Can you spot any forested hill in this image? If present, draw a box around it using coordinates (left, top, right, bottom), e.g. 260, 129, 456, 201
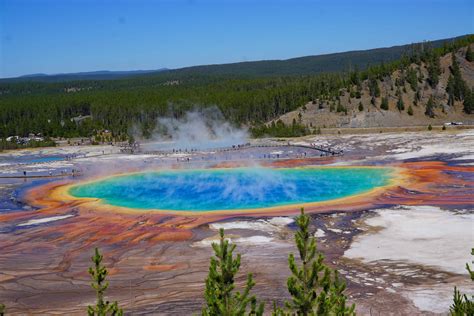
2, 35, 469, 83
0, 35, 473, 145
159, 35, 469, 77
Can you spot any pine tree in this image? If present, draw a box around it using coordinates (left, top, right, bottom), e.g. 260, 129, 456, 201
406, 67, 418, 91
87, 248, 123, 316
450, 248, 474, 315
447, 75, 456, 106
464, 89, 474, 114
425, 96, 436, 118
407, 105, 414, 116
274, 208, 355, 316
368, 77, 380, 97
0, 303, 4, 316
450, 53, 468, 101
358, 102, 364, 112
397, 96, 405, 111
370, 96, 376, 106
380, 97, 389, 110
202, 228, 264, 316
427, 55, 441, 88
466, 45, 474, 62
349, 67, 360, 86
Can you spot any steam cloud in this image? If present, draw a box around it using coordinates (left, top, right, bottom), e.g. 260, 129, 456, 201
140, 107, 249, 151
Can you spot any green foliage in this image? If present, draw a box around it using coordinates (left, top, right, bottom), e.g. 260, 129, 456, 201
336, 101, 347, 114
202, 228, 264, 316
448, 54, 469, 102
415, 89, 421, 102
427, 55, 441, 88
380, 96, 389, 110
466, 45, 474, 62
358, 102, 364, 112
464, 89, 474, 114
449, 248, 474, 315
407, 105, 414, 116
370, 96, 376, 106
428, 124, 433, 131
447, 75, 456, 106
0, 138, 56, 151
251, 119, 309, 138
273, 208, 355, 316
368, 77, 380, 97
87, 248, 123, 316
0, 74, 345, 139
0, 303, 4, 316
0, 36, 472, 140
397, 96, 405, 111
425, 96, 436, 118
349, 67, 360, 86
406, 67, 418, 91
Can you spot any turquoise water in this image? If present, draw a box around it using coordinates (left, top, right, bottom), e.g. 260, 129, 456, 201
69, 167, 393, 212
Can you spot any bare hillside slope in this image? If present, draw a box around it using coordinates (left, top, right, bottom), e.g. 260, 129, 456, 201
276, 45, 474, 129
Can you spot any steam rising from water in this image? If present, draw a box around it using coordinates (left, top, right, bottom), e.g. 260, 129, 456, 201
69, 167, 393, 211
141, 107, 249, 151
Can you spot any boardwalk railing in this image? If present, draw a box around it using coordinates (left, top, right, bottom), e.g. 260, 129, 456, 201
139, 143, 343, 156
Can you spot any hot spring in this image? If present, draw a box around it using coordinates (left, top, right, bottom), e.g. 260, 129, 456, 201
67, 167, 395, 212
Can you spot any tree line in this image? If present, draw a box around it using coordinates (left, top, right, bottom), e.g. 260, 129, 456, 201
0, 36, 473, 142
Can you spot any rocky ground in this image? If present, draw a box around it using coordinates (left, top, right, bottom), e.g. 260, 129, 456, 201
0, 129, 473, 315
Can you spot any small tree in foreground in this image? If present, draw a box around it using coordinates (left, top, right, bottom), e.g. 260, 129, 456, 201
0, 303, 5, 316
273, 208, 355, 316
450, 248, 474, 315
202, 228, 264, 316
88, 248, 123, 316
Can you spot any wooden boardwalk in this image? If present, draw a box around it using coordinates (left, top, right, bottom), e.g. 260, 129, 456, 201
141, 143, 343, 156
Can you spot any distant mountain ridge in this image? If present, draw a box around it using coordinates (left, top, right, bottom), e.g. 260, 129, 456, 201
163, 35, 469, 77
2, 34, 471, 83
4, 69, 168, 82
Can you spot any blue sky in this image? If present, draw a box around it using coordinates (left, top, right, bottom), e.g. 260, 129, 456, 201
1, 0, 473, 78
